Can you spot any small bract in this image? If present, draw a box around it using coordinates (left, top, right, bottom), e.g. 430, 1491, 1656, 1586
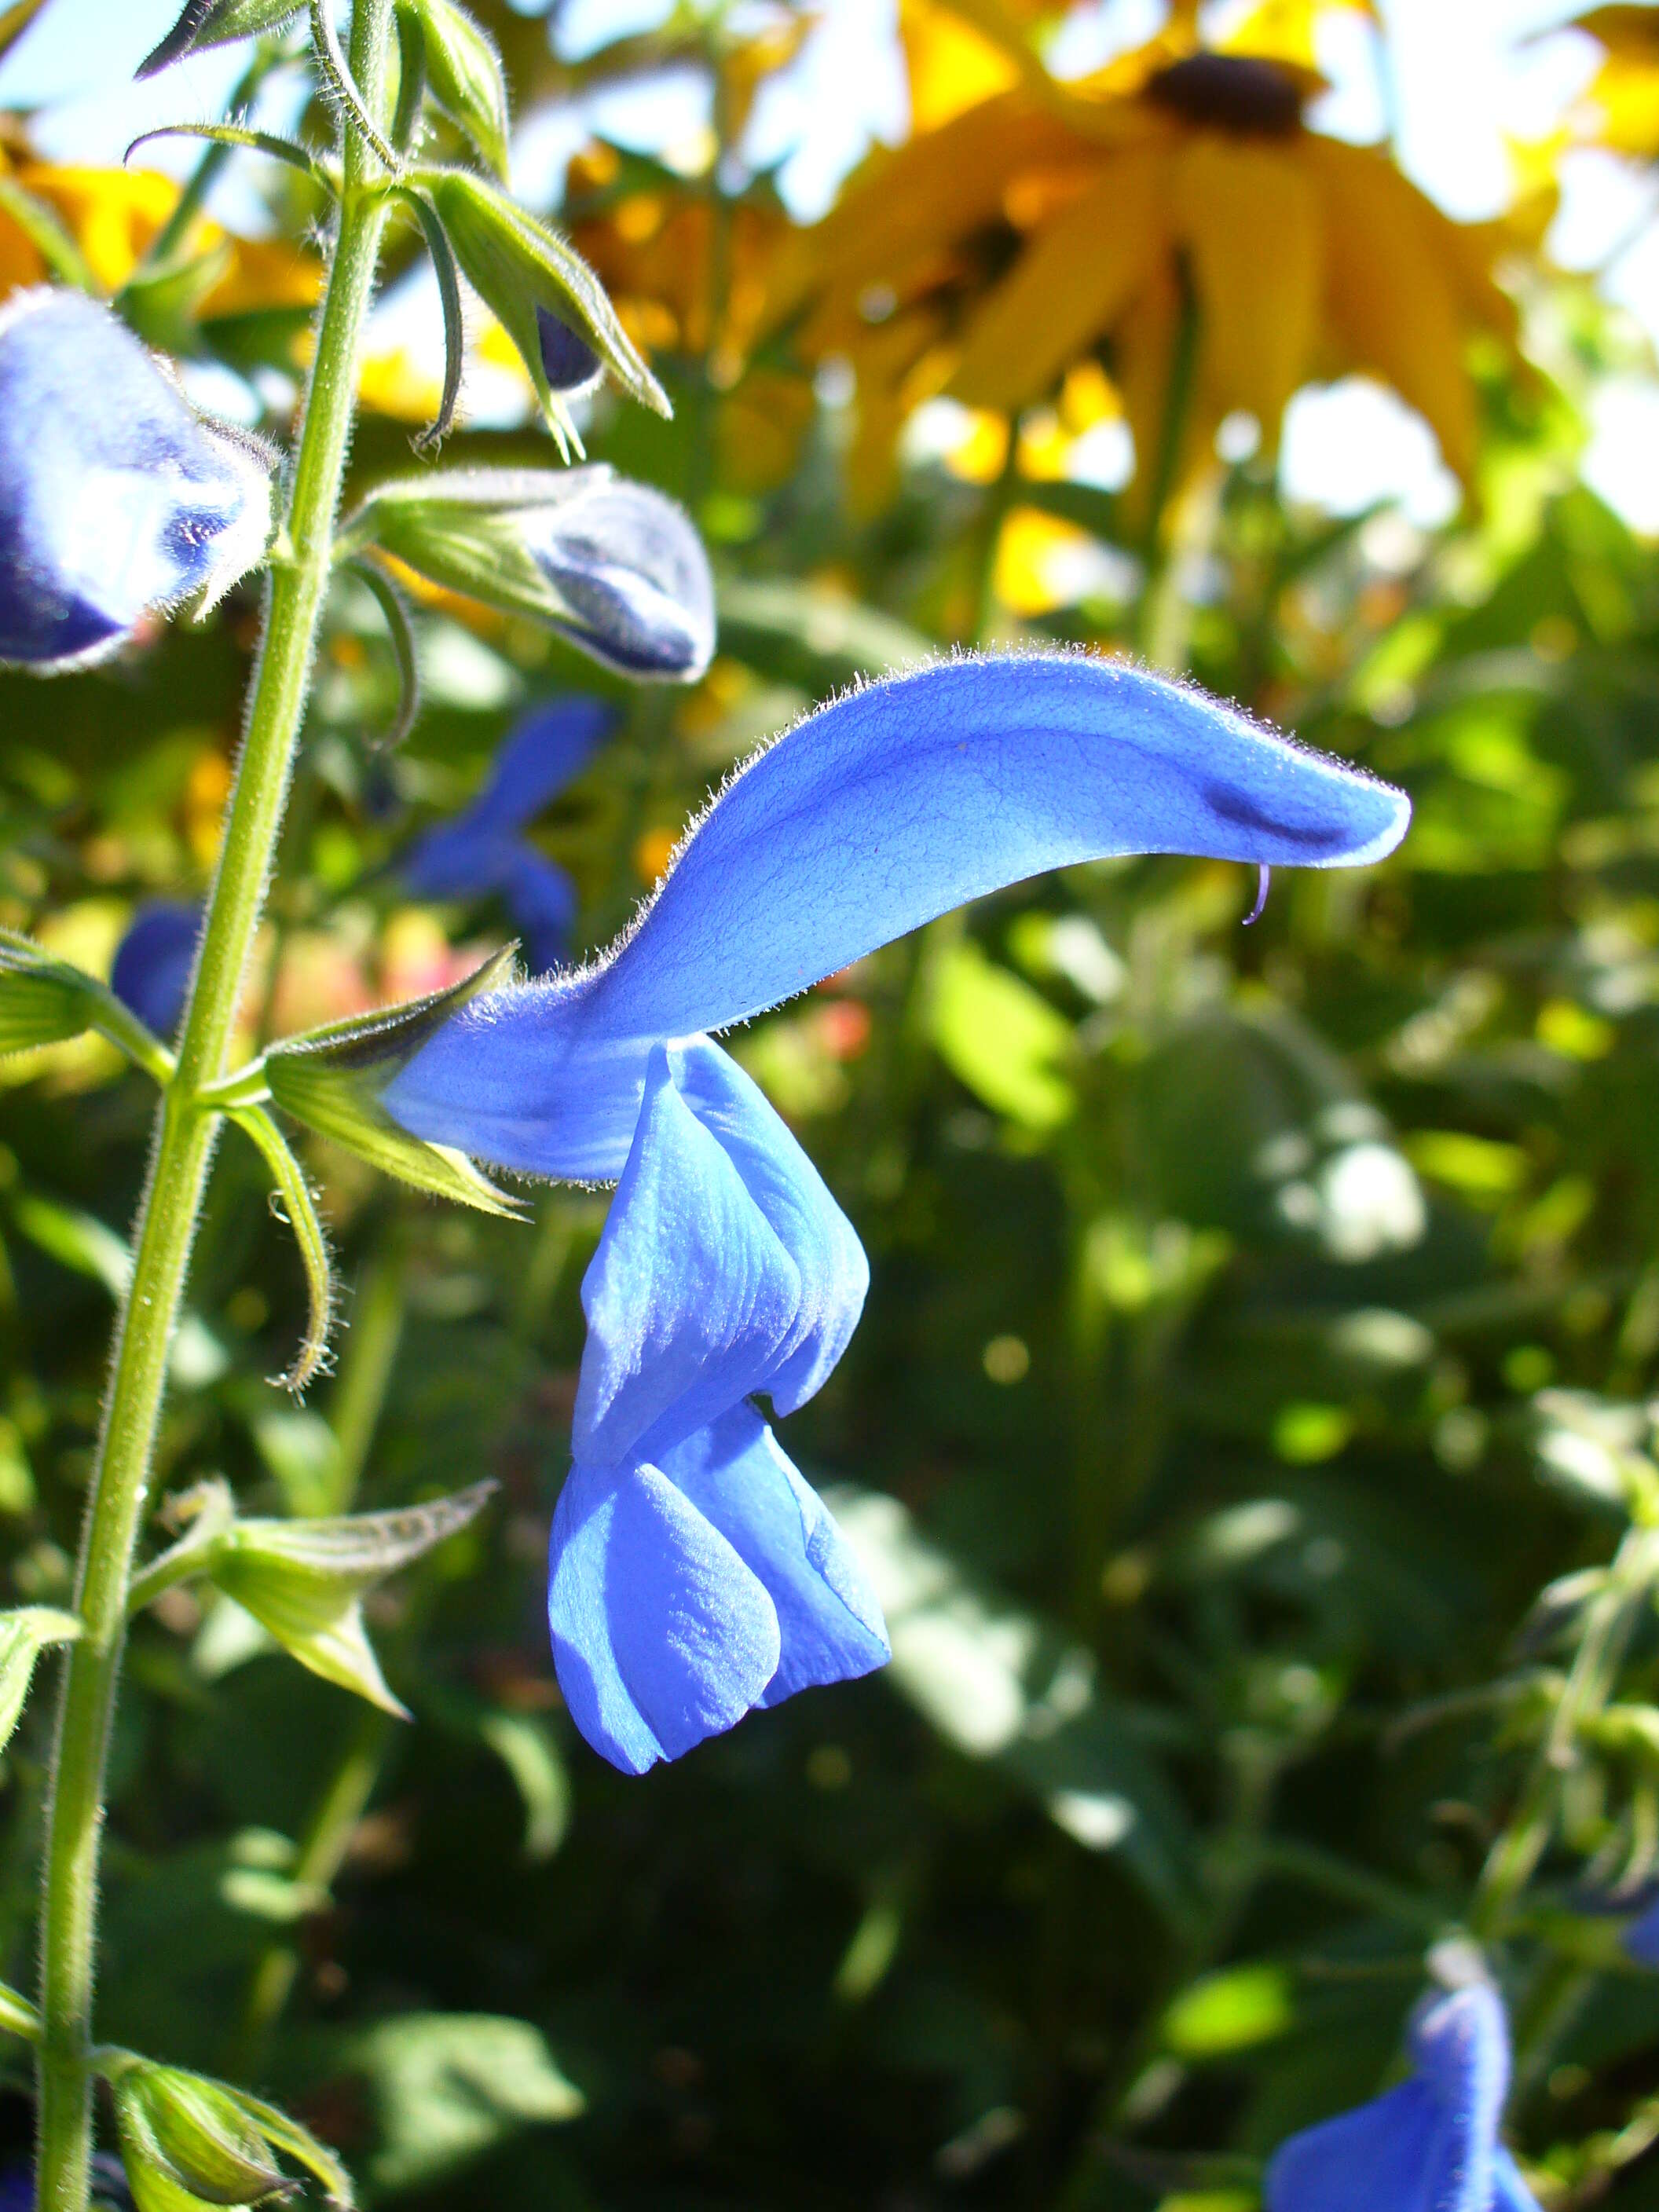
0, 290, 273, 672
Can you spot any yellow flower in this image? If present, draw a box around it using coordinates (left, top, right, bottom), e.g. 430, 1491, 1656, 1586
0, 153, 320, 319
779, 0, 1519, 520
1561, 6, 1659, 156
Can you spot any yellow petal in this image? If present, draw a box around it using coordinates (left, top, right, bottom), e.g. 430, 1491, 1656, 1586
902, 0, 1022, 132
775, 92, 1071, 321
1171, 136, 1322, 440
1221, 0, 1378, 71
1302, 136, 1481, 479
950, 145, 1165, 411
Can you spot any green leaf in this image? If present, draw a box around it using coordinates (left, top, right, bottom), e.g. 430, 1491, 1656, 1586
137, 0, 302, 76
716, 577, 936, 686
928, 939, 1076, 1132
825, 1486, 1200, 1927
226, 1107, 337, 1394
0, 1607, 80, 1756
10, 1193, 130, 1298
328, 2013, 581, 2192
9, 1196, 225, 1382
263, 945, 526, 1216
208, 1481, 496, 1716
398, 0, 509, 178
1161, 1962, 1297, 2058
420, 167, 669, 431
476, 1709, 570, 1862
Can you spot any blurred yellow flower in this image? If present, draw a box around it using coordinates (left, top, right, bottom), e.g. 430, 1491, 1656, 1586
1562, 6, 1659, 156
780, 0, 1518, 519
0, 153, 320, 318
562, 141, 813, 489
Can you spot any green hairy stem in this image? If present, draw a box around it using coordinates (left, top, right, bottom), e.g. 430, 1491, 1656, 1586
33, 7, 397, 2203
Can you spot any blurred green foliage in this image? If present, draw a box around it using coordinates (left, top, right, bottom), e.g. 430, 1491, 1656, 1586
11, 1, 1659, 2205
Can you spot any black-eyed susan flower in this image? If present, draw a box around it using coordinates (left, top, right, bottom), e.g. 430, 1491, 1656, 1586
778, 0, 1524, 519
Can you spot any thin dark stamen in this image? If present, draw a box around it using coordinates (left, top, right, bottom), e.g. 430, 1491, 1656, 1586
1243, 862, 1270, 926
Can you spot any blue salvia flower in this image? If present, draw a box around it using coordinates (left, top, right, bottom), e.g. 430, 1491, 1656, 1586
374, 654, 1410, 1770
0, 290, 272, 671
401, 697, 617, 972
382, 656, 1412, 1181
110, 899, 200, 1039
550, 1036, 885, 1771
1265, 1983, 1541, 2212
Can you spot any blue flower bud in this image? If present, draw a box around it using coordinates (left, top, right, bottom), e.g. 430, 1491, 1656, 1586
0, 291, 273, 671
524, 476, 715, 680
537, 306, 603, 400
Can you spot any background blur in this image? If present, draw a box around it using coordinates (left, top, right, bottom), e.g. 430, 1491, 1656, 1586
8, 0, 1659, 2205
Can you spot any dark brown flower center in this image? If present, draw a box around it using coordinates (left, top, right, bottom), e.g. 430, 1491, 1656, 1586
1144, 51, 1307, 136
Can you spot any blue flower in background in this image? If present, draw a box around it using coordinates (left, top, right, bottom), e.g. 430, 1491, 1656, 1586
383, 655, 1412, 1181
401, 697, 617, 972
1624, 1892, 1659, 1965
110, 899, 200, 1040
1266, 1982, 1540, 2212
549, 1037, 886, 1771
0, 290, 272, 672
376, 654, 1411, 1768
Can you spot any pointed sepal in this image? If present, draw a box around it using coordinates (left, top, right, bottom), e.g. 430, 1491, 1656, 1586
265, 946, 526, 1214
0, 928, 93, 1054
209, 1481, 497, 1714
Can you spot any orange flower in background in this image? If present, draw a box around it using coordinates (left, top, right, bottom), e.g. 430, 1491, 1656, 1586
778, 0, 1522, 520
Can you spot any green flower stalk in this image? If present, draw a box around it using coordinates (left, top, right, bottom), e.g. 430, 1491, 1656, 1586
33, 3, 401, 2201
